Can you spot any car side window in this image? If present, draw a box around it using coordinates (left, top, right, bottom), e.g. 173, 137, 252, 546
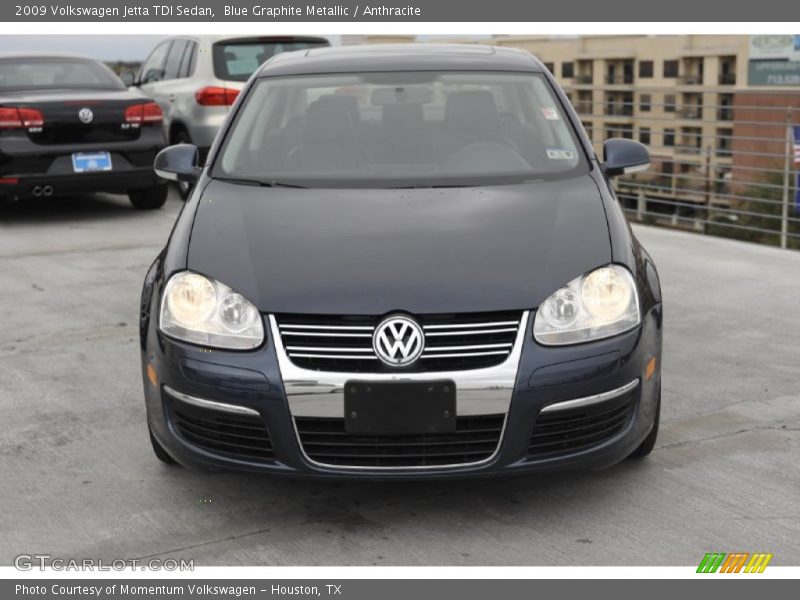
164, 39, 189, 80
139, 41, 171, 85
178, 42, 198, 79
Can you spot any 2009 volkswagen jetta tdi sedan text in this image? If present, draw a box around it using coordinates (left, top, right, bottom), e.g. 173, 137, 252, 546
140, 44, 663, 478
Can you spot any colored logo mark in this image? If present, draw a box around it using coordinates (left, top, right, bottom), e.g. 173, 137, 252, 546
697, 552, 773, 573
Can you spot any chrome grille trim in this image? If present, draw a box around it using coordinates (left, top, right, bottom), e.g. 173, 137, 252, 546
423, 320, 519, 329
275, 312, 524, 370
539, 379, 640, 413
420, 350, 510, 359
291, 414, 509, 471
290, 353, 377, 360
270, 311, 529, 420
425, 328, 518, 337
163, 385, 261, 417
279, 324, 373, 331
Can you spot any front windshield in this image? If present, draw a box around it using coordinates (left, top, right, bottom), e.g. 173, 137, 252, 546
213, 71, 587, 188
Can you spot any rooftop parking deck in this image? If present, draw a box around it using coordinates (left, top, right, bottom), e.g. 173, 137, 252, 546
0, 191, 798, 565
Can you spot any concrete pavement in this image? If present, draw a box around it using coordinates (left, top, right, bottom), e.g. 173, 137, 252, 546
1, 190, 798, 566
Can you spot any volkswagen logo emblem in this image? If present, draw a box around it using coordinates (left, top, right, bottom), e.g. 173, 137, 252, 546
373, 315, 424, 367
78, 108, 94, 124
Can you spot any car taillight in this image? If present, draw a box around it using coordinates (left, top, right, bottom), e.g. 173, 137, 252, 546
125, 102, 163, 124
195, 86, 239, 106
0, 107, 44, 129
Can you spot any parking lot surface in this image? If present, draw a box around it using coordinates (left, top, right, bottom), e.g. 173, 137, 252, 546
1, 190, 799, 566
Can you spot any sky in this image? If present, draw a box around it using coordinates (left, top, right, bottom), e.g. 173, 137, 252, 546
0, 35, 343, 61
0, 34, 490, 62
0, 35, 168, 61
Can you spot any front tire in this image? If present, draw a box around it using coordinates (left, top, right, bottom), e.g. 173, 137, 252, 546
628, 386, 660, 459
128, 184, 168, 210
149, 425, 178, 465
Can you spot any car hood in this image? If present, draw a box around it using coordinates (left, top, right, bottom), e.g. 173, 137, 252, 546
187, 176, 611, 314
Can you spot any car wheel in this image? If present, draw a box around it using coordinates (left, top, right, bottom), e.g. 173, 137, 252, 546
173, 130, 194, 200
149, 426, 178, 465
628, 384, 660, 459
128, 184, 168, 210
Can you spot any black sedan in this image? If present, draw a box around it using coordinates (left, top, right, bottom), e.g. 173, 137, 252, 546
0, 53, 167, 209
140, 44, 663, 478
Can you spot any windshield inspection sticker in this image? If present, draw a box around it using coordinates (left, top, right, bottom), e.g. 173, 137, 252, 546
541, 107, 561, 120
546, 149, 575, 160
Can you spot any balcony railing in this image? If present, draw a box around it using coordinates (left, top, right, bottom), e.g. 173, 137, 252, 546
676, 145, 704, 155
576, 102, 593, 114
575, 74, 594, 84
679, 106, 703, 119
679, 74, 704, 85
604, 74, 634, 85
605, 104, 634, 116
718, 73, 736, 85
717, 108, 733, 121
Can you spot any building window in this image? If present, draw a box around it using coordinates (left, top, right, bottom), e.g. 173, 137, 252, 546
639, 127, 651, 145
639, 60, 654, 78
718, 56, 737, 85
561, 62, 574, 78
544, 62, 555, 74
664, 128, 676, 147
577, 90, 593, 114
664, 94, 677, 112
716, 128, 733, 157
663, 60, 679, 78
639, 93, 652, 112
717, 93, 733, 121
582, 121, 593, 142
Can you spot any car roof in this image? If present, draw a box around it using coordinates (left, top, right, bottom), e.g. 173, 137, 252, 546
0, 51, 96, 61
160, 34, 329, 44
256, 44, 545, 77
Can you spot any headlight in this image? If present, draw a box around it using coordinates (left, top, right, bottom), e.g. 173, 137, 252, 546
159, 272, 264, 350
533, 265, 640, 345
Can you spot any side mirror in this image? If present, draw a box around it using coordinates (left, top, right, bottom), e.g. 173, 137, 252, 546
154, 144, 201, 183
602, 138, 650, 177
120, 70, 136, 87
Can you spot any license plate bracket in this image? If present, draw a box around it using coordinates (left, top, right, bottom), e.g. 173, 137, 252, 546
71, 152, 112, 173
344, 380, 456, 434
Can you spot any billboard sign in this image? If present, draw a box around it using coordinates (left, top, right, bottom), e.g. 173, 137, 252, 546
748, 35, 800, 85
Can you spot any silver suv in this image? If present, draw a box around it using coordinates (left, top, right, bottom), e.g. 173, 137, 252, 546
126, 35, 329, 197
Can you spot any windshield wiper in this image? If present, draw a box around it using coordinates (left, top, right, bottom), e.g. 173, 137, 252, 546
259, 180, 308, 189
213, 177, 308, 189
214, 176, 261, 186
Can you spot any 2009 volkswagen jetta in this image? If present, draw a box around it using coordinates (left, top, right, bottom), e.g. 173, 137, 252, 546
140, 44, 663, 478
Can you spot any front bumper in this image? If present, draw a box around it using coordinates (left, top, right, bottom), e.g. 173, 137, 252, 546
142, 308, 662, 479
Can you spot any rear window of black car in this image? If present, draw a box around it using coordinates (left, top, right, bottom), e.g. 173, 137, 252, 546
0, 57, 125, 91
212, 39, 328, 82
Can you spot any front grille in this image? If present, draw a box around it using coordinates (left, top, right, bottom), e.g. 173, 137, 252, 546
527, 388, 637, 459
295, 414, 505, 468
170, 402, 274, 462
276, 311, 523, 373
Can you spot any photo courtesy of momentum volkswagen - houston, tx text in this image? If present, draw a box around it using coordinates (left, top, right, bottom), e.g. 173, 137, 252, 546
141, 44, 662, 477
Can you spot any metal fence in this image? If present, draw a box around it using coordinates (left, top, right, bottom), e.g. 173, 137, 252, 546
567, 90, 800, 250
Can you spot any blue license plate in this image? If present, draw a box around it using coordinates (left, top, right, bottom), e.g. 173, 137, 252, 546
71, 152, 112, 173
